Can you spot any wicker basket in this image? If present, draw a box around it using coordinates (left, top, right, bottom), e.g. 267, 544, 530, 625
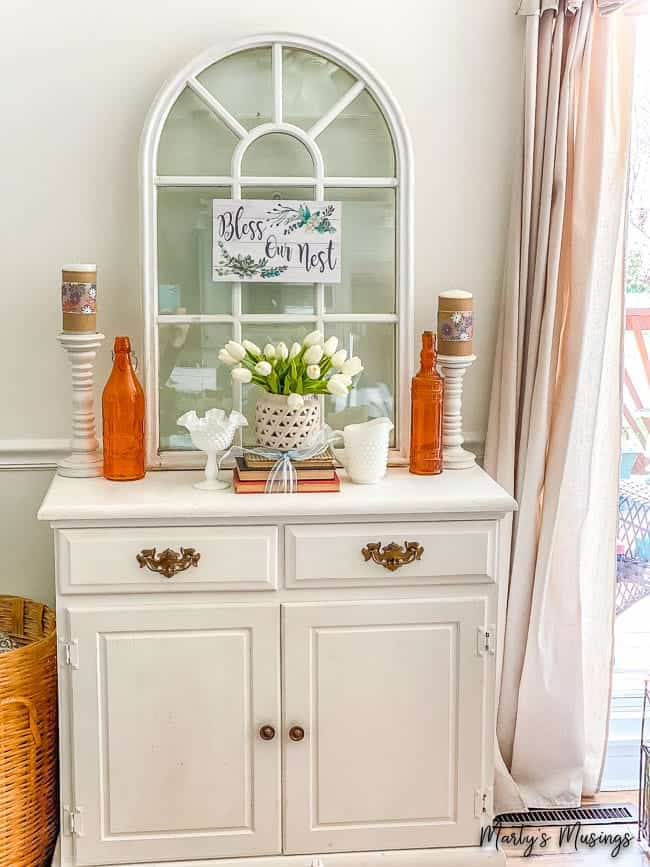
0, 596, 58, 867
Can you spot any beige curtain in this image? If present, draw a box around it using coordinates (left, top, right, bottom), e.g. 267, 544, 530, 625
485, 0, 637, 809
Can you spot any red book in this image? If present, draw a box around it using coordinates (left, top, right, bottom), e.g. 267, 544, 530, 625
233, 469, 341, 494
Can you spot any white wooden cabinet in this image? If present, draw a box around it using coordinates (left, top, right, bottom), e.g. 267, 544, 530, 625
282, 598, 487, 855
39, 467, 515, 867
66, 604, 281, 865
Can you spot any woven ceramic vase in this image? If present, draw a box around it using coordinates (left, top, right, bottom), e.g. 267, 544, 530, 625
255, 394, 320, 451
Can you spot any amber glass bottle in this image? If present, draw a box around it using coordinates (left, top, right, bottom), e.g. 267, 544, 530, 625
102, 336, 145, 480
409, 331, 444, 475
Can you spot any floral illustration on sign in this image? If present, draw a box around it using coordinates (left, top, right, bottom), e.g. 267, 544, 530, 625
266, 203, 337, 236
440, 311, 473, 342
214, 241, 289, 280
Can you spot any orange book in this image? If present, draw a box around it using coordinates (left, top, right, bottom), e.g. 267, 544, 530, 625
233, 469, 341, 494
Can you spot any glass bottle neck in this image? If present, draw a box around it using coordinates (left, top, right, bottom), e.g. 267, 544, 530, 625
113, 350, 134, 372
418, 333, 437, 374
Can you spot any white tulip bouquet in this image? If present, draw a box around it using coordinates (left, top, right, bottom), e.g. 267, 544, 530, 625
217, 330, 363, 410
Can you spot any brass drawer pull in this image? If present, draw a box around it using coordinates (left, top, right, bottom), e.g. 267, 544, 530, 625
361, 541, 424, 572
289, 725, 305, 742
136, 547, 201, 578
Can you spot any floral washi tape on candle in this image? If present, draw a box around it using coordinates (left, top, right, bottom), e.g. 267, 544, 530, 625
437, 290, 473, 356
62, 264, 97, 333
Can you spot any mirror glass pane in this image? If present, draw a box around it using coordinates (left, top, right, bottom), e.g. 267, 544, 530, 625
158, 187, 231, 315
282, 47, 355, 131
159, 323, 233, 451
240, 322, 313, 444
157, 87, 238, 176
241, 133, 313, 177
324, 188, 395, 314
324, 323, 396, 443
242, 185, 314, 200
317, 90, 395, 177
241, 186, 316, 315
197, 47, 273, 131
242, 283, 315, 315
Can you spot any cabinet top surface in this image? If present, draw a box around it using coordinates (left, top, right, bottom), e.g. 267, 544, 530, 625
38, 466, 516, 523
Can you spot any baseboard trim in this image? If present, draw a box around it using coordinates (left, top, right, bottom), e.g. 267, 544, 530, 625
52, 843, 504, 867
0, 438, 70, 470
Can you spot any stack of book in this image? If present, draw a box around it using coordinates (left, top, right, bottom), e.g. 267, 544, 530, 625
233, 450, 340, 494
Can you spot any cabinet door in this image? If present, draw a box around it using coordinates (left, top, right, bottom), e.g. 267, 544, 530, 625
282, 598, 489, 855
66, 604, 280, 865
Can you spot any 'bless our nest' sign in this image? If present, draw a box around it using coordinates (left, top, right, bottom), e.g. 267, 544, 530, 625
212, 199, 341, 283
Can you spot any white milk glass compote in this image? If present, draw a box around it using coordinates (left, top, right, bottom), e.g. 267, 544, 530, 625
177, 409, 248, 490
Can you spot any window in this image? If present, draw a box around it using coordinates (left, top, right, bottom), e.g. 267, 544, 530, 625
141, 35, 413, 467
603, 15, 650, 792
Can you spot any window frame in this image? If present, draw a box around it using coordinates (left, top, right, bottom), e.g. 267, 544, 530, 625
140, 32, 414, 468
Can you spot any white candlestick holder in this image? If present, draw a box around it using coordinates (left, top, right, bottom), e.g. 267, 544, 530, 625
437, 353, 476, 470
57, 332, 105, 477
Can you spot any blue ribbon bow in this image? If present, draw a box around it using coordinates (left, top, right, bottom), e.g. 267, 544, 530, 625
240, 425, 338, 493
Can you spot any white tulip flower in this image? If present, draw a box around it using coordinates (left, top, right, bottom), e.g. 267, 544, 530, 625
217, 348, 237, 366
327, 377, 349, 397
303, 344, 324, 365
263, 343, 276, 359
331, 373, 352, 387
287, 392, 304, 410
276, 342, 289, 360
341, 356, 363, 376
231, 366, 252, 384
289, 342, 302, 359
255, 361, 272, 376
303, 329, 323, 347
225, 340, 246, 361
330, 349, 348, 369
323, 336, 338, 356
306, 364, 321, 380
242, 339, 261, 356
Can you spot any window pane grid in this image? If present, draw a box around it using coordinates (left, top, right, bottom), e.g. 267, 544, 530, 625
155, 176, 398, 187
157, 314, 399, 323
152, 38, 404, 458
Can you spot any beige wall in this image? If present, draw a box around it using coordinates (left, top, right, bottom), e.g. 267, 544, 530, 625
0, 471, 55, 607
0, 0, 523, 605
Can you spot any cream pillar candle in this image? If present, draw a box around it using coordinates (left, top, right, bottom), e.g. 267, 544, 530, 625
437, 289, 473, 357
61, 264, 97, 333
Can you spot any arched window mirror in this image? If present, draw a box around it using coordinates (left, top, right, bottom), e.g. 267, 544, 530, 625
141, 33, 413, 467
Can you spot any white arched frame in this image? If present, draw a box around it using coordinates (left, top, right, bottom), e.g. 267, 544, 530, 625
140, 33, 414, 467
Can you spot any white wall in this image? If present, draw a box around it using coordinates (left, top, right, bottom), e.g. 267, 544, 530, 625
0, 0, 523, 604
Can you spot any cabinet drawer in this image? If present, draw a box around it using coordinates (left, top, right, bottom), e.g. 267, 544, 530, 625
57, 526, 278, 593
285, 521, 496, 588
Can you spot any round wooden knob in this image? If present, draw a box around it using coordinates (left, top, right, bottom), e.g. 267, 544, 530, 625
259, 725, 276, 741
289, 725, 305, 742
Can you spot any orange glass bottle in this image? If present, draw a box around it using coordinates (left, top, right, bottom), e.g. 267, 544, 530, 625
102, 336, 145, 480
409, 331, 444, 475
